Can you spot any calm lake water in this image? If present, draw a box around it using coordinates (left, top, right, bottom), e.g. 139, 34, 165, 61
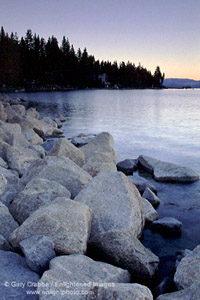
10, 89, 200, 290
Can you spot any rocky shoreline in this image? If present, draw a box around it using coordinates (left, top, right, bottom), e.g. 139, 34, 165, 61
0, 93, 199, 299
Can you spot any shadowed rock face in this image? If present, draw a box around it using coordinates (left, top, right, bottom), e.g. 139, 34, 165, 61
38, 254, 131, 300
138, 155, 199, 183
117, 159, 138, 175
75, 171, 144, 239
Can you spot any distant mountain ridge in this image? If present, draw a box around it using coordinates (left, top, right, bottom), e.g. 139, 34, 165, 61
164, 78, 200, 88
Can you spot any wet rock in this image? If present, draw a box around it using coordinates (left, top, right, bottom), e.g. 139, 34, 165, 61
10, 178, 71, 224
0, 250, 40, 300
150, 217, 182, 237
50, 138, 85, 167
142, 187, 161, 207
9, 197, 92, 255
22, 156, 91, 198
0, 234, 13, 251
142, 198, 159, 223
87, 283, 153, 300
89, 230, 159, 283
156, 281, 200, 300
38, 254, 130, 300
174, 245, 200, 289
71, 134, 96, 147
138, 155, 199, 183
117, 159, 138, 175
0, 202, 19, 240
75, 171, 144, 239
20, 235, 56, 274
128, 173, 157, 194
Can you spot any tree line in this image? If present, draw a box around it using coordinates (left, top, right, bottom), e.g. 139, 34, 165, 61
0, 27, 165, 90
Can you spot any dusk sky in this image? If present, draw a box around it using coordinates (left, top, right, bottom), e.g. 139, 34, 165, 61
1, 0, 200, 79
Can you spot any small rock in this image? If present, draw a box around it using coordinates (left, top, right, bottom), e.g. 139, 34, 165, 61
142, 187, 161, 207
128, 173, 157, 194
71, 134, 96, 147
150, 217, 182, 237
142, 198, 159, 223
20, 235, 56, 274
117, 159, 138, 175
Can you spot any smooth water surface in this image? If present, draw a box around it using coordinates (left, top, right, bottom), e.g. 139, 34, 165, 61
10, 89, 200, 287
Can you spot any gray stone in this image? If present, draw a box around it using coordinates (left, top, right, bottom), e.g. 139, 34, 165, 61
71, 134, 96, 147
9, 197, 92, 255
54, 117, 62, 128
156, 281, 200, 300
138, 155, 199, 183
174, 245, 200, 289
23, 128, 43, 145
117, 159, 138, 175
87, 283, 153, 300
0, 234, 13, 251
0, 202, 19, 240
150, 217, 182, 237
0, 104, 7, 122
6, 145, 42, 176
42, 117, 58, 128
11, 104, 26, 116
50, 138, 85, 167
142, 198, 159, 223
89, 230, 159, 283
26, 107, 39, 119
0, 172, 7, 196
38, 254, 130, 300
0, 157, 8, 169
4, 103, 23, 123
0, 121, 30, 147
81, 132, 117, 163
20, 235, 56, 274
83, 159, 117, 177
10, 178, 71, 224
75, 171, 144, 239
142, 187, 161, 207
22, 156, 91, 198
20, 115, 54, 138
0, 139, 9, 161
0, 250, 40, 300
128, 173, 157, 194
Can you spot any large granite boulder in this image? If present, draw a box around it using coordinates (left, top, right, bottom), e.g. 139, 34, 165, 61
38, 254, 130, 300
156, 281, 200, 300
87, 283, 153, 300
138, 155, 199, 183
50, 138, 85, 167
142, 198, 159, 223
0, 202, 19, 240
150, 217, 182, 237
174, 245, 200, 289
75, 171, 144, 239
81, 132, 117, 163
83, 156, 117, 177
6, 145, 43, 176
9, 197, 92, 255
0, 250, 40, 300
10, 178, 71, 224
117, 159, 138, 175
142, 187, 161, 207
22, 156, 91, 198
89, 230, 159, 283
128, 173, 157, 194
20, 235, 56, 274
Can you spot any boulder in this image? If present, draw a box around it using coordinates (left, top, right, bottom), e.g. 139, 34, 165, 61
23, 128, 43, 145
22, 156, 91, 198
83, 159, 117, 177
138, 155, 199, 183
0, 121, 30, 147
117, 159, 138, 175
6, 145, 42, 176
4, 103, 23, 123
87, 283, 153, 300
142, 198, 159, 223
0, 202, 19, 240
50, 138, 85, 167
20, 235, 56, 274
54, 117, 62, 128
150, 217, 182, 237
75, 171, 144, 239
0, 234, 13, 251
11, 104, 26, 116
156, 281, 200, 300
174, 245, 200, 289
42, 117, 58, 128
9, 197, 92, 255
0, 172, 7, 196
128, 173, 157, 194
0, 103, 7, 122
26, 107, 39, 119
142, 187, 161, 207
0, 139, 9, 160
20, 115, 54, 138
10, 178, 71, 224
0, 157, 8, 169
81, 132, 117, 163
0, 250, 40, 300
89, 230, 159, 283
70, 134, 96, 147
38, 254, 130, 300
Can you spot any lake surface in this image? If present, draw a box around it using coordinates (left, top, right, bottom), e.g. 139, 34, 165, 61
10, 89, 200, 291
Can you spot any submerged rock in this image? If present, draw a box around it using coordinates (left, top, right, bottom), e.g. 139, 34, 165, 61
38, 254, 130, 300
150, 217, 182, 237
75, 171, 144, 239
138, 155, 199, 183
117, 159, 138, 175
